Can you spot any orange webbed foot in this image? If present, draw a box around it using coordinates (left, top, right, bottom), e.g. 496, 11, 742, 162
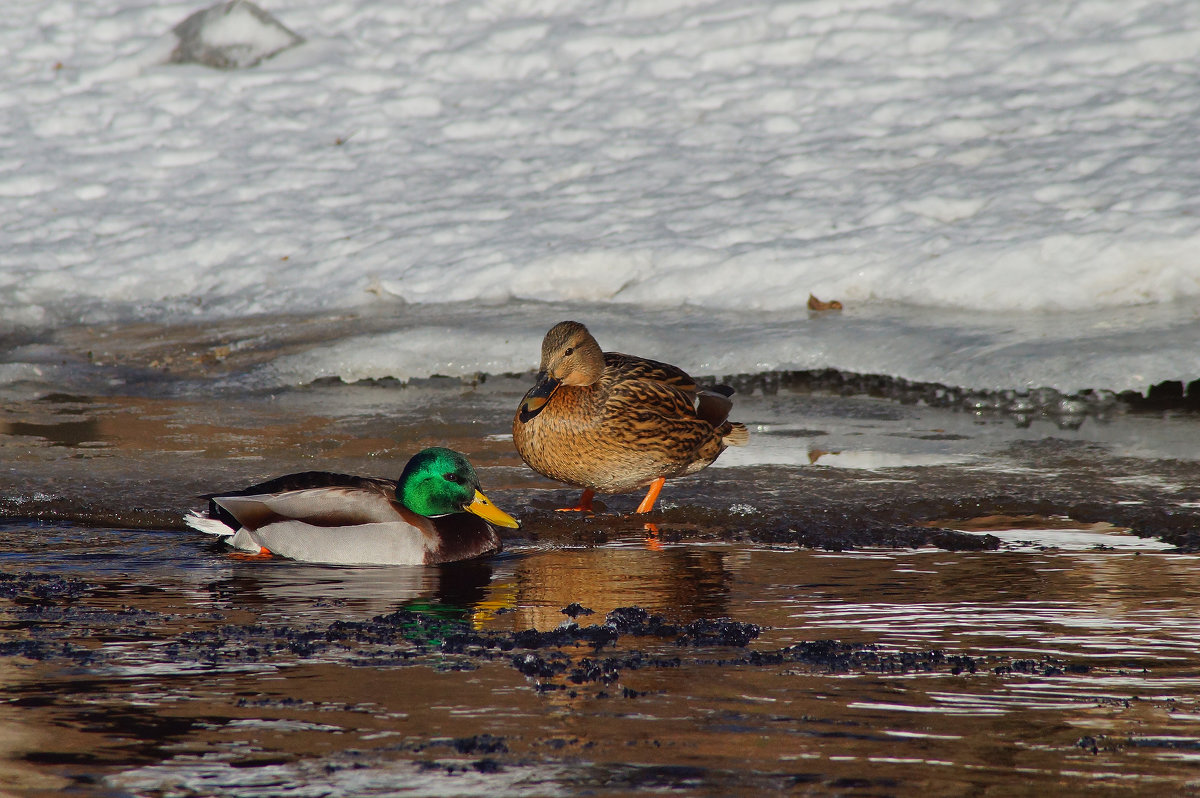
555, 489, 596, 514
230, 546, 273, 560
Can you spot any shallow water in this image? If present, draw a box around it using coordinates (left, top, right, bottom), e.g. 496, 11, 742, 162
3, 344, 1200, 795
5, 528, 1200, 796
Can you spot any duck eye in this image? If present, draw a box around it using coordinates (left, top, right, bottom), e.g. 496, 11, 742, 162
564, 347, 574, 356
443, 472, 461, 483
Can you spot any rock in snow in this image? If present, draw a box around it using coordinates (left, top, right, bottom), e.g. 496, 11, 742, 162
169, 0, 303, 69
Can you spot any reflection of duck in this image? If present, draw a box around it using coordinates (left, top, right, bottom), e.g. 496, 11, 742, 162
513, 321, 748, 513
184, 447, 519, 565
482, 546, 732, 632
191, 559, 498, 625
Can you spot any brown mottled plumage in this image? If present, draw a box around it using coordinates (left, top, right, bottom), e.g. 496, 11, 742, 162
512, 321, 748, 513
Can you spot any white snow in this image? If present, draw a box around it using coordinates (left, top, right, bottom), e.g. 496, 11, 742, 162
184, 3, 296, 54
3, 0, 1200, 391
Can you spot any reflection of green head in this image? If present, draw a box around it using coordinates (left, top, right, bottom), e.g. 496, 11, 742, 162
397, 447, 480, 517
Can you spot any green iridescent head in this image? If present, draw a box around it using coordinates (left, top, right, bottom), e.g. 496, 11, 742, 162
397, 447, 519, 528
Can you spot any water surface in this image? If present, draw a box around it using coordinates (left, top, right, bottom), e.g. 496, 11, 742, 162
4, 525, 1200, 796
3, 359, 1200, 795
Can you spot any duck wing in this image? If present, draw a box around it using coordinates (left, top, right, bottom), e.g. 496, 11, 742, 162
604, 353, 697, 393
213, 484, 406, 531
605, 353, 735, 428
205, 472, 396, 529
601, 375, 716, 441
209, 471, 394, 498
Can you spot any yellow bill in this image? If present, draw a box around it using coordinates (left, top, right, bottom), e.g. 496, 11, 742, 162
465, 489, 520, 529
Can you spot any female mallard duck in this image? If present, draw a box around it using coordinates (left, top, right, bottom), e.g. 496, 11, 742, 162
184, 447, 519, 565
512, 321, 748, 513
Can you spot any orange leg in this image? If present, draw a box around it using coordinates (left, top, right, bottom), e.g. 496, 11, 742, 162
634, 477, 666, 514
556, 489, 595, 513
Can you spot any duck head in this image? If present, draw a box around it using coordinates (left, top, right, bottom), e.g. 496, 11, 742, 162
398, 447, 519, 528
518, 321, 604, 421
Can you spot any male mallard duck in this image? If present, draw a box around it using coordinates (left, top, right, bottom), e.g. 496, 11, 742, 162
512, 321, 748, 513
184, 447, 519, 565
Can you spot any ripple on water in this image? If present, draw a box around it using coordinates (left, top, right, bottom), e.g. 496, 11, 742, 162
3, 527, 1200, 795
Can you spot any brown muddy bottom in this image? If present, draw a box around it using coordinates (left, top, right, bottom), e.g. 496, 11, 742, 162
4, 361, 1200, 795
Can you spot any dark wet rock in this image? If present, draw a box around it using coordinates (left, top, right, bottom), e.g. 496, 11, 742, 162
0, 572, 91, 601
676, 618, 760, 647
330, 609, 477, 649
1072, 733, 1174, 756
604, 606, 678, 637
440, 617, 630, 657
452, 735, 508, 755
166, 609, 477, 666
567, 657, 621, 685
719, 368, 1200, 417
926, 529, 999, 551
561, 602, 594, 618
170, 0, 304, 70
728, 641, 1000, 677
992, 657, 1086, 677
229, 755, 295, 769
568, 652, 681, 686
0, 639, 96, 663
749, 640, 885, 671
947, 655, 978, 675
440, 631, 513, 655
512, 652, 568, 678
602, 608, 758, 647
604, 606, 651, 632
1128, 737, 1200, 750
511, 624, 619, 651
236, 696, 310, 709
